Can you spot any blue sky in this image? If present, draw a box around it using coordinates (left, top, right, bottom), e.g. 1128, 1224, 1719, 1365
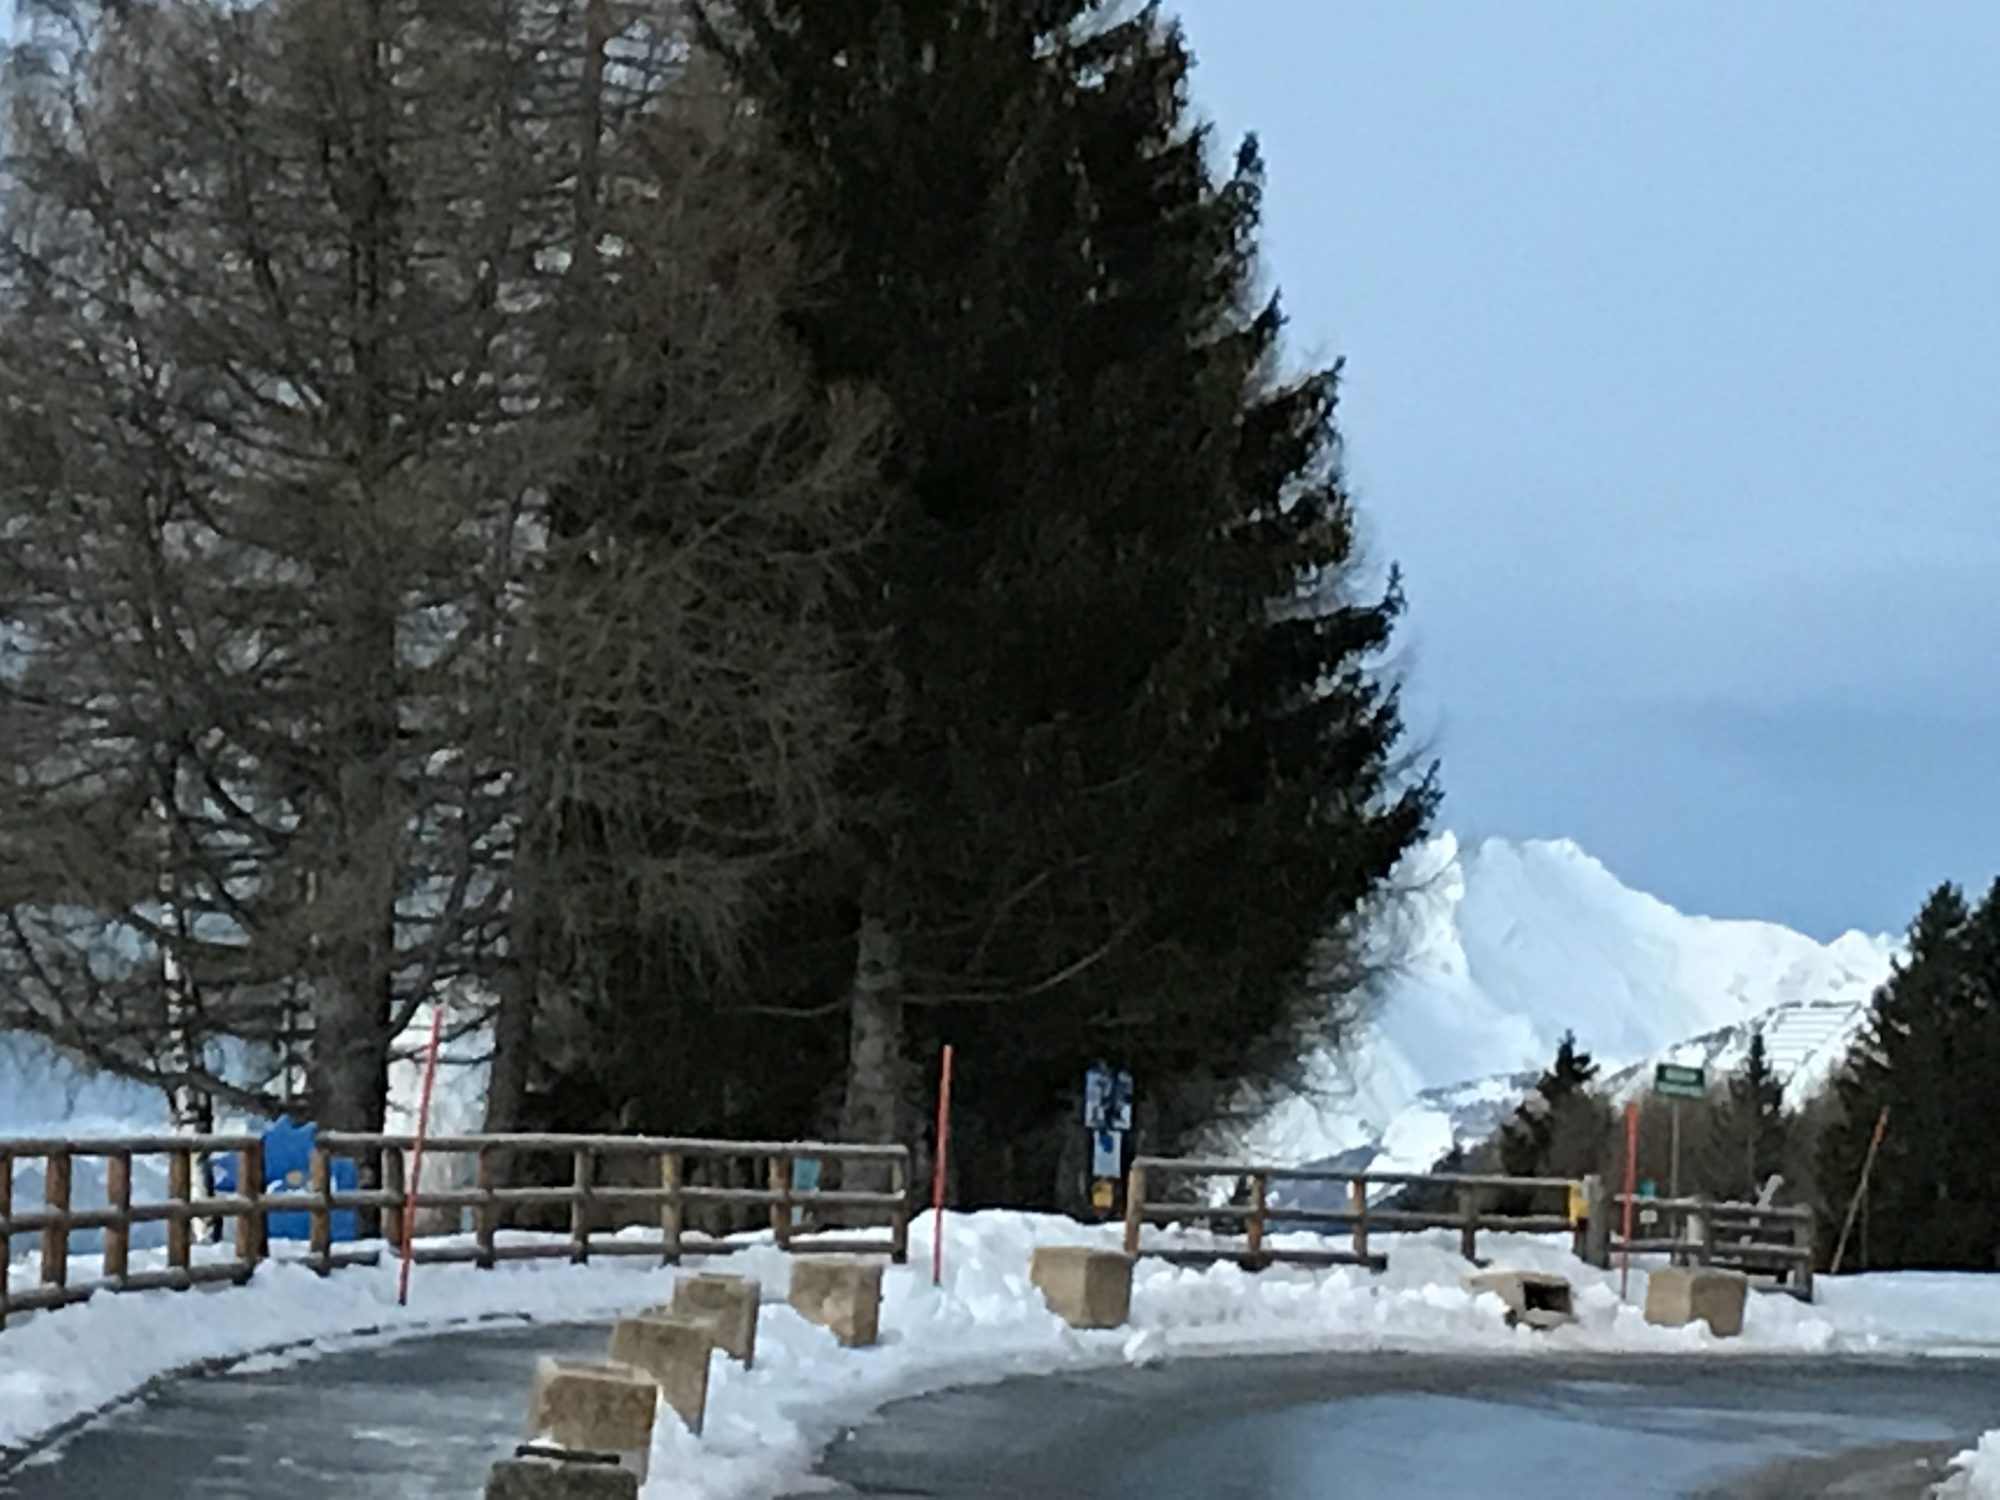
1169, 1, 1999, 940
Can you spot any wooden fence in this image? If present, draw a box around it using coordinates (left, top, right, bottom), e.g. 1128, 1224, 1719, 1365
1610, 1192, 1815, 1298
1123, 1157, 1594, 1271
0, 1133, 910, 1331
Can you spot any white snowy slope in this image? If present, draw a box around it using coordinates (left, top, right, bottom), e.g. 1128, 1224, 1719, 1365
1246, 833, 1898, 1173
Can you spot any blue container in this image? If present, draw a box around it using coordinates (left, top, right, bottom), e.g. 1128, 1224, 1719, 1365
212, 1117, 359, 1242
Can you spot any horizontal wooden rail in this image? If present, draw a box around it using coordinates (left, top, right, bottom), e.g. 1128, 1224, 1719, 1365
1, 1132, 912, 1331
1122, 1156, 1600, 1273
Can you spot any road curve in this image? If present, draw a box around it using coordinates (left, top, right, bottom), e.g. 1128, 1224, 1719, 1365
3, 1323, 1994, 1500
794, 1353, 2000, 1500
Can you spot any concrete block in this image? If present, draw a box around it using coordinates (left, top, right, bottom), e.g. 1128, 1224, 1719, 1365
789, 1258, 883, 1347
525, 1358, 657, 1478
486, 1455, 640, 1500
1645, 1266, 1749, 1337
1467, 1268, 1576, 1330
607, 1314, 713, 1434
1029, 1245, 1133, 1330
668, 1273, 760, 1366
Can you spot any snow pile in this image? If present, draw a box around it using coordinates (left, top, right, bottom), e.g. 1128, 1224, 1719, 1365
1250, 834, 1897, 1169
1940, 1432, 2000, 1498
10, 1209, 1999, 1495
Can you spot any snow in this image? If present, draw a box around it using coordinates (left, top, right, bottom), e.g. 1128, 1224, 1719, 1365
1247, 834, 1897, 1168
1941, 1432, 2000, 1498
8, 1210, 2000, 1496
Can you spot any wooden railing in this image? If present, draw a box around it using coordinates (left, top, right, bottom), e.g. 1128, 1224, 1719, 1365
1611, 1193, 1815, 1298
0, 1133, 911, 1331
1122, 1157, 1597, 1271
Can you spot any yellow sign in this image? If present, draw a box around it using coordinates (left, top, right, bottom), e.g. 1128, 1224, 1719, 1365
1090, 1179, 1116, 1212
1567, 1183, 1590, 1225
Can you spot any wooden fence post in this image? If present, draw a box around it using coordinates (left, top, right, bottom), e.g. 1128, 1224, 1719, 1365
1581, 1175, 1611, 1269
769, 1155, 794, 1251
889, 1152, 911, 1265
1122, 1162, 1147, 1258
659, 1151, 683, 1265
383, 1146, 407, 1254
309, 1149, 333, 1275
0, 1146, 12, 1329
1457, 1187, 1478, 1262
167, 1149, 193, 1271
569, 1147, 594, 1264
1245, 1173, 1267, 1264
41, 1149, 71, 1291
104, 1151, 133, 1283
236, 1139, 267, 1275
475, 1145, 497, 1269
1350, 1178, 1370, 1265
1794, 1214, 1816, 1301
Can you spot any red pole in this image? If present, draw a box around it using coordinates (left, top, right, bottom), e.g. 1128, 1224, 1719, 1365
1620, 1099, 1640, 1300
397, 1005, 446, 1307
931, 1044, 955, 1288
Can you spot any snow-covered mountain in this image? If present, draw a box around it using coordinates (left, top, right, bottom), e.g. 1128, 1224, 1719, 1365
3, 832, 1901, 1189
1244, 833, 1897, 1174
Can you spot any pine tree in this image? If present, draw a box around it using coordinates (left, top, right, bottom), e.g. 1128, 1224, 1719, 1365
1715, 1030, 1787, 1198
1819, 882, 2000, 1269
1499, 1031, 1606, 1182
693, 0, 1434, 1199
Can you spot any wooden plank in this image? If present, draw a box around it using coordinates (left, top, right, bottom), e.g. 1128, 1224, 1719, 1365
889, 1153, 910, 1266
0, 1145, 12, 1329
475, 1144, 498, 1270
310, 1150, 334, 1275
382, 1145, 407, 1255
235, 1140, 266, 1268
1245, 1173, 1267, 1262
770, 1155, 794, 1251
569, 1146, 593, 1264
1122, 1162, 1147, 1257
41, 1149, 71, 1290
1350, 1178, 1369, 1264
317, 1132, 912, 1163
167, 1150, 192, 1269
103, 1151, 132, 1282
659, 1152, 683, 1266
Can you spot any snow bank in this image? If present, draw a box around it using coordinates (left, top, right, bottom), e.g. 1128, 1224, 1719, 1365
1939, 1433, 2000, 1498
12, 1209, 2000, 1497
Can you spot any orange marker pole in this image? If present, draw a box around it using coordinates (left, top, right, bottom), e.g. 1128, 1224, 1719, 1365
397, 1005, 446, 1307
931, 1044, 955, 1288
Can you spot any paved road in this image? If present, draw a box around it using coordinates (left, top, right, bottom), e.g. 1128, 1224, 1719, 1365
800, 1354, 2000, 1500
0, 1322, 607, 1500
4, 1326, 1995, 1500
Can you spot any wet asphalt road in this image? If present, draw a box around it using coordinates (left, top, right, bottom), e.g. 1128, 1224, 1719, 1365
4, 1323, 1998, 1500
800, 1354, 2000, 1500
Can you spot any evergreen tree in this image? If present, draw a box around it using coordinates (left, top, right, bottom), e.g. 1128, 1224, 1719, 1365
1500, 1031, 1607, 1182
1713, 1030, 1787, 1199
1820, 882, 2000, 1269
689, 0, 1434, 1199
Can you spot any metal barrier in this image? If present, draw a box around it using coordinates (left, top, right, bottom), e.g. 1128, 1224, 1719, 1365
0, 1133, 911, 1330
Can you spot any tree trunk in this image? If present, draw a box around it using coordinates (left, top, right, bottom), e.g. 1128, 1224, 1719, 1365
838, 908, 904, 1191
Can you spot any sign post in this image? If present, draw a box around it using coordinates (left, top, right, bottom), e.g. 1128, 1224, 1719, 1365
1652, 1063, 1707, 1201
1620, 1101, 1640, 1299
1083, 1062, 1133, 1217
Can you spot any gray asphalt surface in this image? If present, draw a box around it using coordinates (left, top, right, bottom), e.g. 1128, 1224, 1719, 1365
799, 1354, 2000, 1500
3, 1323, 1996, 1500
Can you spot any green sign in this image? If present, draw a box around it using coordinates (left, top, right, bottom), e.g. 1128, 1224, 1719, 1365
1654, 1063, 1707, 1100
